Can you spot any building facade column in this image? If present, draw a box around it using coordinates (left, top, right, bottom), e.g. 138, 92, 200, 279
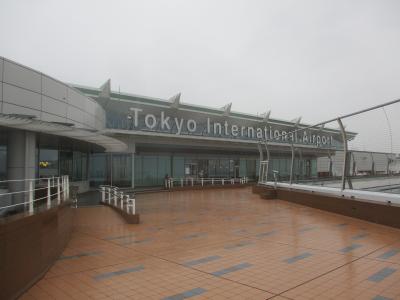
7, 129, 36, 207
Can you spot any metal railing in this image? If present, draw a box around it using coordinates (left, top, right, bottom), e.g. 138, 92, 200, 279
0, 175, 70, 214
258, 97, 400, 202
165, 177, 248, 189
99, 185, 136, 215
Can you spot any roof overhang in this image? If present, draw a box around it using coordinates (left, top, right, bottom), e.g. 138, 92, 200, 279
0, 114, 127, 152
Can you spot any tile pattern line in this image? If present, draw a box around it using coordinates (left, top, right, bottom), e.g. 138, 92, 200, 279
273, 238, 399, 298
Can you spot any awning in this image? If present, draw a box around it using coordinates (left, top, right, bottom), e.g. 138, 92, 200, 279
0, 114, 127, 152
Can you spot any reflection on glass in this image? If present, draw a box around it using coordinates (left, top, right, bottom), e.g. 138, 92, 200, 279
39, 149, 59, 178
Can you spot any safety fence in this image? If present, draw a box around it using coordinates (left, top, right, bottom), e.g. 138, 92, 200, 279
0, 175, 70, 215
99, 185, 136, 215
165, 177, 248, 189
258, 98, 400, 199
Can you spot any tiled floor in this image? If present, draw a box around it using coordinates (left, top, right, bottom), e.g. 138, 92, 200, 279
21, 187, 400, 299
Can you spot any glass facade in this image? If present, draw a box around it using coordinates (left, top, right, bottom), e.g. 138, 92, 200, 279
0, 127, 318, 189
37, 134, 89, 182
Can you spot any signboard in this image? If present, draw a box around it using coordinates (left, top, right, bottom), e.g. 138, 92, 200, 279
107, 108, 339, 148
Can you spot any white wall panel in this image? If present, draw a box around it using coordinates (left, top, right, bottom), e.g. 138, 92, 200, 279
2, 102, 41, 118
42, 96, 67, 118
42, 77, 67, 102
3, 60, 41, 93
67, 105, 85, 126
3, 83, 41, 110
372, 153, 388, 172
68, 89, 87, 108
0, 58, 3, 82
41, 112, 67, 123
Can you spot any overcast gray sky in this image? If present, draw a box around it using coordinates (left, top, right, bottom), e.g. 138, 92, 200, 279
1, 0, 399, 151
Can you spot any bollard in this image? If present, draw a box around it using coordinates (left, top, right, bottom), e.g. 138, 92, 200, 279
57, 177, 61, 204
201, 178, 204, 186
120, 192, 124, 210
222, 178, 224, 185
181, 178, 183, 187
191, 178, 194, 186
108, 187, 111, 204
29, 180, 34, 213
47, 178, 51, 208
114, 189, 117, 206
212, 178, 214, 185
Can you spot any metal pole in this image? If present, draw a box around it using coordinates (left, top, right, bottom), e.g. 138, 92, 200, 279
47, 178, 51, 208
29, 180, 34, 213
101, 187, 105, 202
337, 118, 351, 190
57, 177, 60, 204
289, 143, 295, 184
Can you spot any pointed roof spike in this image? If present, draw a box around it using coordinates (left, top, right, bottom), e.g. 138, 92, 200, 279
99, 79, 111, 99
260, 110, 271, 123
169, 93, 181, 109
221, 103, 232, 117
291, 117, 302, 127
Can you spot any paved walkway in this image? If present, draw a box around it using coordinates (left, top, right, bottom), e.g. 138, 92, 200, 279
22, 187, 400, 299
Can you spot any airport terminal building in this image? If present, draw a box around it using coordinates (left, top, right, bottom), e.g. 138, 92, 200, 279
0, 56, 360, 192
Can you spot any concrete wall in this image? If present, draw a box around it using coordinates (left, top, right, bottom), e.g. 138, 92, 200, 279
0, 201, 74, 300
0, 57, 105, 131
253, 185, 400, 229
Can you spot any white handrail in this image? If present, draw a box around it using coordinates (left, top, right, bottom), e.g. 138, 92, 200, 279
99, 185, 136, 215
164, 177, 249, 189
0, 175, 70, 213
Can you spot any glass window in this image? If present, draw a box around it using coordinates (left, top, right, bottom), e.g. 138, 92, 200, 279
0, 145, 6, 188
112, 154, 132, 187
39, 149, 59, 178
90, 153, 111, 186
60, 151, 73, 178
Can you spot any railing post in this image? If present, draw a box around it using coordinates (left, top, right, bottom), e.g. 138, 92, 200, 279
289, 143, 295, 184
114, 189, 117, 206
181, 178, 183, 187
201, 178, 204, 186
337, 118, 353, 190
66, 176, 69, 199
132, 196, 136, 215
29, 180, 34, 213
191, 178, 194, 186
222, 178, 224, 185
57, 177, 61, 204
47, 178, 51, 208
101, 187, 105, 202
120, 192, 124, 209
108, 187, 111, 204
125, 195, 129, 214
170, 178, 173, 188
212, 178, 214, 185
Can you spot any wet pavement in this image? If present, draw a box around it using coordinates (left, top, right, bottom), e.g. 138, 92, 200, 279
21, 187, 400, 299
